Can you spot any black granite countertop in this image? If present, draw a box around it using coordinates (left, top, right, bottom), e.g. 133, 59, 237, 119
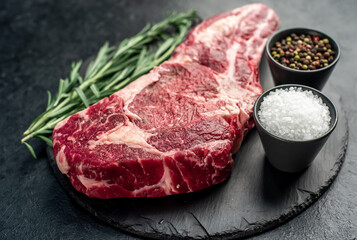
1, 0, 356, 239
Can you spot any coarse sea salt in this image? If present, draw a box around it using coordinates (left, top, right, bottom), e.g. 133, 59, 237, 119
258, 87, 331, 141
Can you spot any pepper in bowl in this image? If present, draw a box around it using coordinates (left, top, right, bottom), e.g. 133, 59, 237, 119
266, 28, 340, 90
272, 33, 335, 70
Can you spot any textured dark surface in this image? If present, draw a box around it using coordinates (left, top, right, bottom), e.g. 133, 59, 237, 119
1, 0, 357, 239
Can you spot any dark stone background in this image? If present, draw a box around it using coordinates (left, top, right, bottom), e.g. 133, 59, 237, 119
1, 0, 356, 239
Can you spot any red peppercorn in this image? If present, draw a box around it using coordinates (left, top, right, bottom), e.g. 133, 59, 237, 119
312, 36, 320, 41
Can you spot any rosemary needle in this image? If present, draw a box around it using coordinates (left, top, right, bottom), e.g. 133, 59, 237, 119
21, 10, 199, 158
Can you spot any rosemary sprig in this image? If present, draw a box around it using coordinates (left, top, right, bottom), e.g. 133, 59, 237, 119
22, 10, 199, 158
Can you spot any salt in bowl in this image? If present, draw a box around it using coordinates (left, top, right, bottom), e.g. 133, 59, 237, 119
253, 84, 338, 172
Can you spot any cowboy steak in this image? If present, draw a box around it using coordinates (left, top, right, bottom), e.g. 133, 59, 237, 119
53, 3, 279, 198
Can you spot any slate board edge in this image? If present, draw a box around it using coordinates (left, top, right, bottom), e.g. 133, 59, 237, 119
46, 107, 348, 240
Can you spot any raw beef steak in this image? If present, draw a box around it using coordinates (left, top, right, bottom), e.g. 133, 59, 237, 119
53, 3, 279, 198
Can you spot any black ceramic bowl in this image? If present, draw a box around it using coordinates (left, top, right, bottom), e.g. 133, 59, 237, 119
266, 28, 340, 90
253, 84, 338, 173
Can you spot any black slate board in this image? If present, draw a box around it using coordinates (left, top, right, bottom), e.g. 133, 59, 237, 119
46, 99, 348, 240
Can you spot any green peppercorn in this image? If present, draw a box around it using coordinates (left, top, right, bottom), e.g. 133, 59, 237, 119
286, 36, 292, 42
272, 51, 277, 55
294, 55, 300, 61
323, 38, 329, 44
289, 63, 295, 68
304, 37, 309, 43
302, 65, 308, 70
293, 50, 298, 55
324, 63, 329, 67
274, 54, 280, 59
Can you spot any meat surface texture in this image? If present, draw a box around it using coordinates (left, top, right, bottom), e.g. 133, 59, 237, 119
53, 3, 279, 199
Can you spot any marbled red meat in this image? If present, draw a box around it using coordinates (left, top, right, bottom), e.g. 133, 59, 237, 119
53, 3, 279, 198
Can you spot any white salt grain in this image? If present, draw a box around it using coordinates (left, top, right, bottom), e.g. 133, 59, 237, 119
258, 87, 331, 141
